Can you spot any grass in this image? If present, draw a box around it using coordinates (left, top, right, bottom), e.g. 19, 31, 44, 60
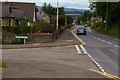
0, 62, 8, 68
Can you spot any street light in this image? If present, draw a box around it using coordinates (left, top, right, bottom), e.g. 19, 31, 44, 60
65, 2, 67, 27
105, 0, 108, 32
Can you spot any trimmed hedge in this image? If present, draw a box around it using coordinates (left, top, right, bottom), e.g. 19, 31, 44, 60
2, 26, 32, 34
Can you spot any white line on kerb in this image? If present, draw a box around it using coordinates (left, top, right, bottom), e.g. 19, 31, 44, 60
75, 45, 81, 54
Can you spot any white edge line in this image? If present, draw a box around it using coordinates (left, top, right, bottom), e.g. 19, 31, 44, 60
80, 45, 106, 74
75, 45, 81, 54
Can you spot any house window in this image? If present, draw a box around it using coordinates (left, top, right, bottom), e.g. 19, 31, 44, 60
16, 20, 19, 26
9, 19, 11, 26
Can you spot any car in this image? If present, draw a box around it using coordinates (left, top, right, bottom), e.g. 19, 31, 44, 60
84, 24, 88, 27
77, 26, 86, 35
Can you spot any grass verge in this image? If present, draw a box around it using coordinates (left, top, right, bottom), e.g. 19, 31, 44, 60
0, 62, 8, 68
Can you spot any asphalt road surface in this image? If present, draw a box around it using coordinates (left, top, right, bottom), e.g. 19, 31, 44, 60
74, 25, 119, 77
2, 46, 105, 78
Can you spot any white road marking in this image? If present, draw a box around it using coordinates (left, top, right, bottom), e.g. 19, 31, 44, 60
80, 45, 87, 54
107, 42, 112, 45
101, 40, 106, 42
75, 45, 81, 54
114, 45, 120, 47
80, 45, 106, 73
91, 35, 114, 45
97, 38, 101, 40
94, 32, 120, 41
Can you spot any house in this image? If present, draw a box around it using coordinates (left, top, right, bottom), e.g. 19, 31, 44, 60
36, 10, 50, 23
1, 2, 37, 27
0, 2, 2, 27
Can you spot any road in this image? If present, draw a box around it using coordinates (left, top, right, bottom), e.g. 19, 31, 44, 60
2, 45, 105, 78
74, 25, 119, 77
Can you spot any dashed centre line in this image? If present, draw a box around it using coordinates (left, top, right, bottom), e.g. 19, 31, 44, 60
90, 35, 119, 48
114, 45, 120, 48
101, 40, 106, 42
107, 42, 112, 45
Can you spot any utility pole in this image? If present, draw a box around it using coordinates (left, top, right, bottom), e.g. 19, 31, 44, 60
56, 0, 59, 30
65, 2, 67, 27
105, 0, 108, 32
56, 0, 59, 39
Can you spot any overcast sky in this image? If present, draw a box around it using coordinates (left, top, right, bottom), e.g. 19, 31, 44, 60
0, 0, 90, 9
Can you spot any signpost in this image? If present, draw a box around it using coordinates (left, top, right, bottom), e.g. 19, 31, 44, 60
15, 36, 28, 44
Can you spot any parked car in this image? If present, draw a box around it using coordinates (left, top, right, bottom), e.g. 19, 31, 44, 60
77, 26, 86, 35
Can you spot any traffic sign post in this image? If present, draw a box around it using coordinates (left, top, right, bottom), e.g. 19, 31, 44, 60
15, 36, 28, 44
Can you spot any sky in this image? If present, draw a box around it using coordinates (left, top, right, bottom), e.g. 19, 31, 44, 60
0, 0, 90, 9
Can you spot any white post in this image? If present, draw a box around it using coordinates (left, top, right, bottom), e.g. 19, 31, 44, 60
56, 0, 59, 30
65, 2, 67, 27
24, 38, 26, 44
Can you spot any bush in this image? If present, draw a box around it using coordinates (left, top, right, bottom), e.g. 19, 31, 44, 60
2, 26, 33, 34
35, 21, 56, 33
93, 21, 104, 32
11, 38, 24, 44
107, 24, 119, 37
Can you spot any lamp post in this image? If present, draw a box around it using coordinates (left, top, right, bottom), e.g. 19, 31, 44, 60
56, 0, 59, 39
56, 0, 59, 30
65, 2, 67, 27
105, 0, 108, 32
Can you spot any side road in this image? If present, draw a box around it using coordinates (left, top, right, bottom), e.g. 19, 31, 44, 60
2, 27, 81, 49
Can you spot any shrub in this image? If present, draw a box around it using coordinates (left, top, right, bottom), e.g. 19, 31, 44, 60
11, 38, 24, 44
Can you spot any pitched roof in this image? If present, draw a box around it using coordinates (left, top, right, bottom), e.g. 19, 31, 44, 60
1, 2, 35, 20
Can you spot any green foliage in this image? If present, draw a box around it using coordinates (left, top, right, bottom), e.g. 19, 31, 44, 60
107, 23, 119, 37
2, 26, 32, 34
35, 21, 55, 33
42, 3, 65, 16
66, 15, 73, 25
76, 16, 81, 24
0, 62, 8, 68
11, 38, 24, 44
59, 15, 65, 26
93, 21, 104, 32
89, 2, 120, 25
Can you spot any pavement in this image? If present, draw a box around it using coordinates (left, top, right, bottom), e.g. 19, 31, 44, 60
3, 45, 106, 78
2, 28, 80, 49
